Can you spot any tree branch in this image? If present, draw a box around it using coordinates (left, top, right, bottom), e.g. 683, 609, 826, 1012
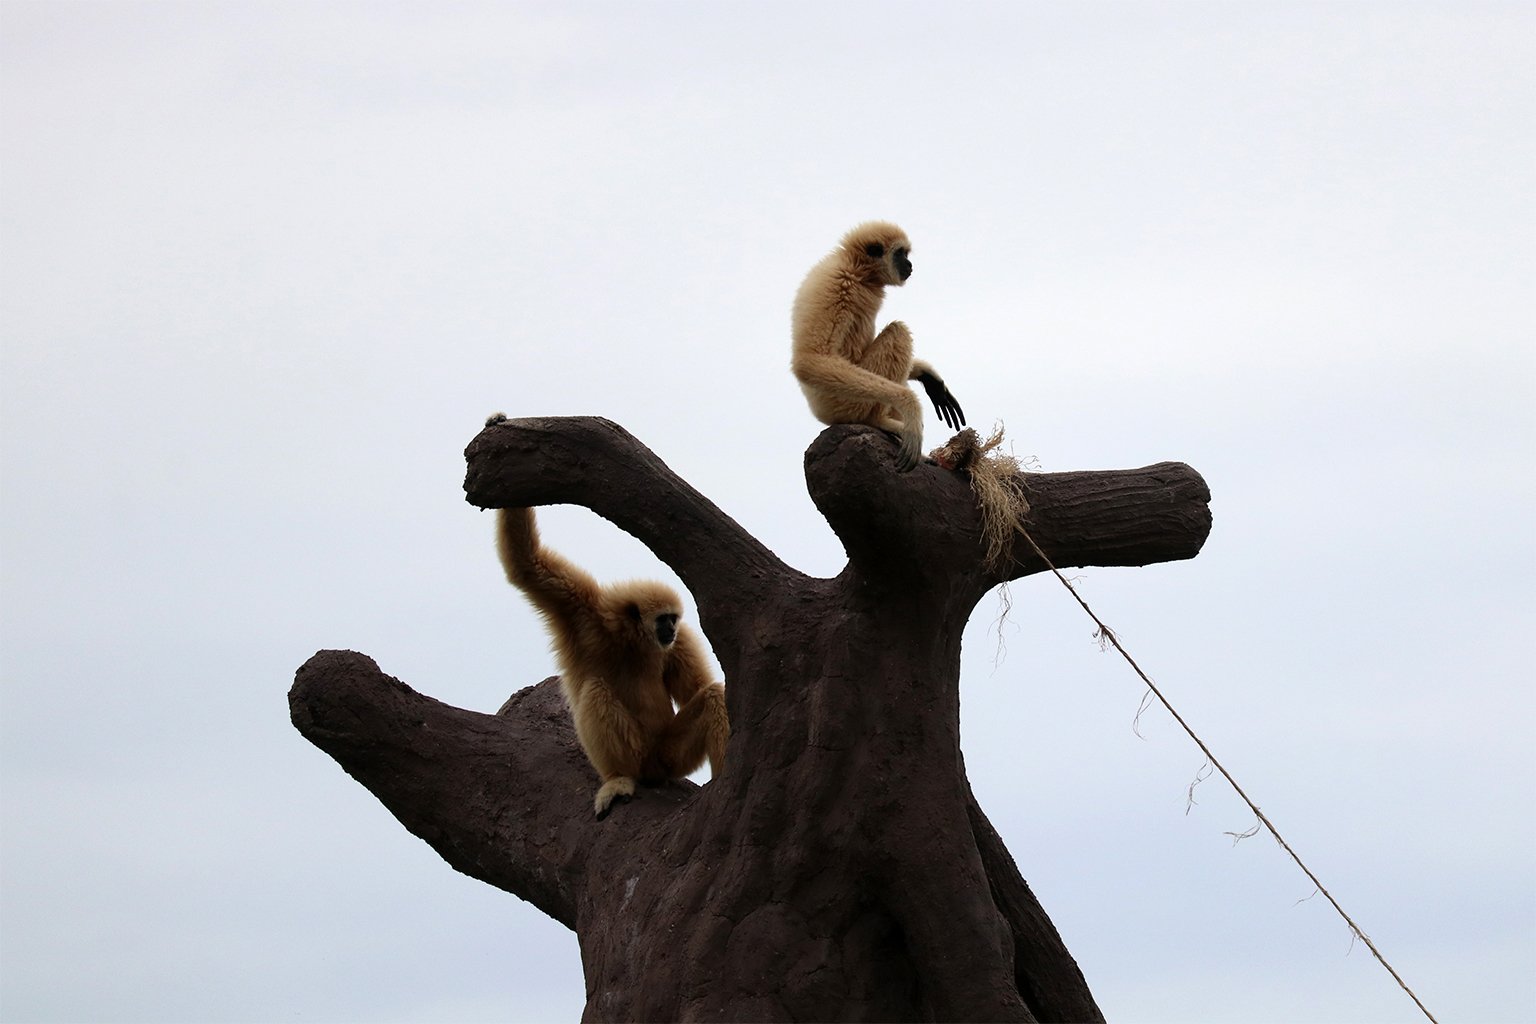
803, 425, 1211, 592
464, 416, 794, 615
1000, 459, 1213, 582
288, 650, 699, 929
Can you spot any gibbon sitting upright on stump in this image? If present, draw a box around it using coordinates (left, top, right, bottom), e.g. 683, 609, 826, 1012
791, 221, 966, 472
493, 492, 729, 819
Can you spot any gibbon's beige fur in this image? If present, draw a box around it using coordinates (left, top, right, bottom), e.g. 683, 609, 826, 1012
496, 505, 729, 819
791, 221, 966, 472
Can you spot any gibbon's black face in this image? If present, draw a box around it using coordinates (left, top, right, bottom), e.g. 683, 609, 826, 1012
623, 596, 682, 649
863, 240, 913, 285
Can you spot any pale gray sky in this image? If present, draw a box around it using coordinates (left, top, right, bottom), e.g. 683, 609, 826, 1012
2, 3, 1532, 1022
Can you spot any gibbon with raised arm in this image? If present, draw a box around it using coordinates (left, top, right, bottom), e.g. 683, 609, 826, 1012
494, 498, 729, 819
791, 221, 966, 472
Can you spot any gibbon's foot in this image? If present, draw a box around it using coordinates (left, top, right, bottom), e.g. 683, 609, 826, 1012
594, 776, 637, 819
484, 411, 508, 427
875, 427, 923, 473
895, 431, 923, 473
595, 793, 630, 820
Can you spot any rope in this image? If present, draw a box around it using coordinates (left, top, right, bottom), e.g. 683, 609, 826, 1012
1015, 528, 1439, 1024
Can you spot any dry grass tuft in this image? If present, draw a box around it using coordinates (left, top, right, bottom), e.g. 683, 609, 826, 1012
929, 425, 1032, 573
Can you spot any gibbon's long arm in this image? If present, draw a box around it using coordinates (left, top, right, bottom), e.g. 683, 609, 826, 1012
910, 361, 966, 432
793, 351, 924, 424
496, 507, 604, 635
794, 350, 927, 471
660, 628, 715, 706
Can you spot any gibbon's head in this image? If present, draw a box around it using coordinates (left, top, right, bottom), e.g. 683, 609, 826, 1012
612, 580, 686, 651
842, 221, 913, 287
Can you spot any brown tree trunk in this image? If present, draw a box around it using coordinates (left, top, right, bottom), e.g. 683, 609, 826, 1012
290, 418, 1212, 1022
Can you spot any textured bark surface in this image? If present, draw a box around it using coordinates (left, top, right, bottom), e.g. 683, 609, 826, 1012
290, 418, 1213, 1022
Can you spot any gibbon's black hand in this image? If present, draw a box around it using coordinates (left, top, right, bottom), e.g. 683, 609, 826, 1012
916, 371, 966, 431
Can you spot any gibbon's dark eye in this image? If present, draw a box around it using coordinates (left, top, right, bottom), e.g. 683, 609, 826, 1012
864, 242, 884, 259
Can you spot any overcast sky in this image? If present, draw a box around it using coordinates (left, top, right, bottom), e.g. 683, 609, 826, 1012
2, 3, 1532, 1022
